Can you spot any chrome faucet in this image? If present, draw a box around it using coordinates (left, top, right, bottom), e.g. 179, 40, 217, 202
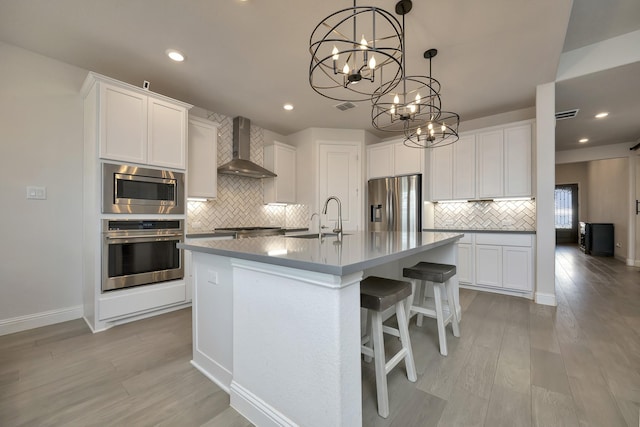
322, 196, 343, 239
310, 212, 322, 240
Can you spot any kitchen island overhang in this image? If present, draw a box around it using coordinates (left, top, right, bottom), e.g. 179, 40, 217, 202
179, 231, 463, 427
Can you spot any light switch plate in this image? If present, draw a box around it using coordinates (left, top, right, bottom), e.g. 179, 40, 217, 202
26, 186, 46, 200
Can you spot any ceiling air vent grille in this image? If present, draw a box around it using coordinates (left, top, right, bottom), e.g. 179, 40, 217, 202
335, 102, 356, 111
555, 109, 579, 120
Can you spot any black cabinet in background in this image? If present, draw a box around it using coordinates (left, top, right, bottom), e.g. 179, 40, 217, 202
580, 222, 614, 256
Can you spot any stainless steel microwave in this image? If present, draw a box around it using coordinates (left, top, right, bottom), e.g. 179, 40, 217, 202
103, 163, 184, 214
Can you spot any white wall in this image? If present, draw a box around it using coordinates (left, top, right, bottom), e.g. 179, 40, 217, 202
0, 42, 88, 334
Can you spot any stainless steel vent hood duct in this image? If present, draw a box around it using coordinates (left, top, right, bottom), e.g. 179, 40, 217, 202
217, 116, 277, 178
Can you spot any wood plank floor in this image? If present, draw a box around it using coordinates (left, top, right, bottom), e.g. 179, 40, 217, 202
1, 244, 638, 426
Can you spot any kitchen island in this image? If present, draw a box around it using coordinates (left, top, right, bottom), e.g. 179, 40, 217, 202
179, 231, 463, 427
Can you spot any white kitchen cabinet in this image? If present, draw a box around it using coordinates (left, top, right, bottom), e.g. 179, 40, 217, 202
319, 142, 361, 231
188, 117, 219, 199
393, 141, 423, 176
458, 232, 534, 298
453, 135, 476, 199
184, 235, 234, 302
456, 234, 474, 285
89, 73, 190, 169
263, 142, 296, 204
476, 129, 504, 198
503, 246, 532, 291
430, 143, 454, 200
367, 139, 424, 179
475, 244, 502, 287
367, 144, 394, 179
504, 124, 532, 197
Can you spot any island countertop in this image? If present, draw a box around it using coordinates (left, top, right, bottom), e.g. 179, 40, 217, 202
179, 231, 463, 276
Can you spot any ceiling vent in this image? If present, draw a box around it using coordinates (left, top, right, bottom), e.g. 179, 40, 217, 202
335, 102, 357, 111
555, 109, 579, 120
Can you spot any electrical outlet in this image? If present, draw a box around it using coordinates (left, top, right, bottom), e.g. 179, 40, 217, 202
193, 221, 202, 229
26, 186, 46, 200
444, 219, 454, 226
502, 220, 514, 226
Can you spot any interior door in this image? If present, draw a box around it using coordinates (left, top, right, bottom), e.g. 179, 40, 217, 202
555, 184, 579, 244
319, 142, 362, 231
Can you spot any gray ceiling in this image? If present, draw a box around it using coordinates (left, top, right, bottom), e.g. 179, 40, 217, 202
0, 0, 638, 151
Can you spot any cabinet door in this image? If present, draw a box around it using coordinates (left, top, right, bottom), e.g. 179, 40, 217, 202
148, 97, 187, 169
99, 84, 147, 164
453, 134, 476, 199
264, 143, 296, 203
475, 244, 502, 287
319, 142, 361, 231
477, 130, 504, 198
457, 243, 474, 284
188, 118, 218, 199
394, 141, 423, 176
430, 143, 453, 200
503, 246, 532, 291
367, 144, 393, 179
504, 124, 532, 197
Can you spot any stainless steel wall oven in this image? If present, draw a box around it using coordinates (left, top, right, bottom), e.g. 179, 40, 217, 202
102, 219, 184, 292
103, 163, 184, 214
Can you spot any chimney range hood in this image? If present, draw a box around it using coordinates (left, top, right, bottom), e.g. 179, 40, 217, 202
217, 116, 277, 178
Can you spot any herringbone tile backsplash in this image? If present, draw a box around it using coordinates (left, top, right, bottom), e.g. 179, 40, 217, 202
434, 200, 536, 231
186, 112, 309, 233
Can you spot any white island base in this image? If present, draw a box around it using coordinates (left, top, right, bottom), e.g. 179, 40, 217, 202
183, 232, 462, 427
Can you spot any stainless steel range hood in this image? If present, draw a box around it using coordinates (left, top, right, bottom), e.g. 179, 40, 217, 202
217, 116, 277, 178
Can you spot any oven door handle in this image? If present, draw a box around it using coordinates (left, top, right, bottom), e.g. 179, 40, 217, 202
105, 233, 183, 240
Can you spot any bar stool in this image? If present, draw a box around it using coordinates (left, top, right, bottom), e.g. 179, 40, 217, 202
403, 262, 460, 356
360, 276, 417, 418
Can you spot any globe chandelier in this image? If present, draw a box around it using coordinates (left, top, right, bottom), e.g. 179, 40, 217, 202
402, 49, 460, 148
309, 0, 405, 102
371, 0, 442, 134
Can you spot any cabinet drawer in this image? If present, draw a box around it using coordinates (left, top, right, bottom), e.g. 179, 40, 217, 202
457, 233, 474, 244
475, 233, 532, 247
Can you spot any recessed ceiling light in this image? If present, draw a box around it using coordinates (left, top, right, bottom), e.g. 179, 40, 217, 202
283, 104, 294, 111
166, 49, 185, 62
579, 138, 589, 143
595, 112, 609, 118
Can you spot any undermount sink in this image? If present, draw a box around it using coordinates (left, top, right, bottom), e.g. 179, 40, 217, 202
286, 233, 350, 239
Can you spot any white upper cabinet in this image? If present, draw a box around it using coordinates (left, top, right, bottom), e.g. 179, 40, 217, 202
87, 73, 191, 169
367, 139, 424, 179
263, 142, 296, 204
188, 116, 219, 199
504, 124, 532, 197
367, 144, 394, 179
476, 129, 504, 198
99, 84, 147, 164
148, 97, 188, 169
430, 120, 533, 201
430, 143, 453, 200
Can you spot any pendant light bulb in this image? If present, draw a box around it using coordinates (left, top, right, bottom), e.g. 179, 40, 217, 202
415, 93, 421, 103
409, 104, 416, 113
390, 105, 396, 115
343, 63, 350, 74
368, 55, 376, 69
427, 122, 433, 130
332, 46, 339, 60
360, 35, 368, 49
393, 94, 400, 104
416, 127, 422, 135
441, 123, 446, 132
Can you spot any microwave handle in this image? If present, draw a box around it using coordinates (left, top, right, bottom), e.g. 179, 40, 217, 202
106, 233, 183, 240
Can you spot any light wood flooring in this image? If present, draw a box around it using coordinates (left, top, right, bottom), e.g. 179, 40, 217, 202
1, 244, 639, 426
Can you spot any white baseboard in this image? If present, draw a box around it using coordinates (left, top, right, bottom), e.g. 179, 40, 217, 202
0, 305, 83, 336
535, 292, 557, 306
230, 381, 296, 427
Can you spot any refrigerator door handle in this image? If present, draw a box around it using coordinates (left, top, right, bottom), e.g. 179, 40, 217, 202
636, 199, 639, 215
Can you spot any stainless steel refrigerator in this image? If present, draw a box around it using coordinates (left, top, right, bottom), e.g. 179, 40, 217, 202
368, 174, 422, 232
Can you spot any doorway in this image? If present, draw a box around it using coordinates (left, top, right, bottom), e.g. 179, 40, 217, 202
555, 184, 579, 244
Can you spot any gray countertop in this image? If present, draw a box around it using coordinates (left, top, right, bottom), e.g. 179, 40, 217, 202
179, 231, 463, 276
423, 228, 536, 235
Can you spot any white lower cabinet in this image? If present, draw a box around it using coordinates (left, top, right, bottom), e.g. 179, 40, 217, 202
458, 232, 534, 297
185, 235, 234, 302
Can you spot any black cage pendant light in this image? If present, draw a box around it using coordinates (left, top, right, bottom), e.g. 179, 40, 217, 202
371, 0, 442, 134
309, 0, 404, 102
403, 49, 460, 148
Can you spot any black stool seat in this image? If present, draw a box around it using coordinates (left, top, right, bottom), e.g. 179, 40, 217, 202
360, 276, 412, 312
403, 262, 456, 283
